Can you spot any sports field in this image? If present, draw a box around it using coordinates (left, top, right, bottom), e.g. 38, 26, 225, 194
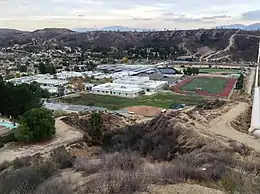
172, 76, 236, 97
180, 77, 228, 94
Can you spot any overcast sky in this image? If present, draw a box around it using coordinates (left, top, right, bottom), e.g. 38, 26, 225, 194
0, 0, 260, 30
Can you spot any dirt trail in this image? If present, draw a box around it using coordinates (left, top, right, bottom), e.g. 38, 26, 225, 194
0, 117, 83, 163
204, 30, 239, 61
208, 102, 260, 152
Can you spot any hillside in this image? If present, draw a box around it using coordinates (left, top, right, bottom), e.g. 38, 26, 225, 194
0, 28, 260, 61
1, 101, 260, 193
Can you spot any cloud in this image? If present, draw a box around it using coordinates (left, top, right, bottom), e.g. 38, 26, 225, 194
241, 10, 260, 20
202, 15, 231, 20
1, 0, 260, 30
132, 17, 153, 21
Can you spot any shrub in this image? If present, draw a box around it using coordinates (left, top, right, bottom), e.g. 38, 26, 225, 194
0, 161, 11, 172
34, 178, 73, 194
73, 157, 102, 175
219, 171, 260, 194
12, 156, 32, 169
83, 169, 149, 194
0, 142, 4, 149
89, 112, 104, 145
51, 146, 74, 169
0, 167, 43, 194
15, 108, 55, 142
102, 152, 144, 171
37, 160, 58, 179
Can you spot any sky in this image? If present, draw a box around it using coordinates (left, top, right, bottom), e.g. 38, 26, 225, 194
0, 0, 260, 30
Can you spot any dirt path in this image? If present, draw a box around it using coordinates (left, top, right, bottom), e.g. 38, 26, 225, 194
0, 117, 83, 163
204, 30, 239, 61
208, 102, 260, 152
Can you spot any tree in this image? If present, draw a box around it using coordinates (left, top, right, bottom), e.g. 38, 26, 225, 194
57, 85, 65, 97
15, 108, 55, 142
75, 78, 85, 91
89, 112, 104, 145
236, 73, 244, 90
39, 62, 46, 74
122, 57, 129, 63
38, 62, 56, 75
0, 82, 44, 118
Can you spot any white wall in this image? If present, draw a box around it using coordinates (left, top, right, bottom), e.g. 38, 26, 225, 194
91, 89, 141, 98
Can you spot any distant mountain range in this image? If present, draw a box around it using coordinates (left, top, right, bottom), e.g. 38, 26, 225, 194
218, 23, 260, 31
72, 26, 155, 32
74, 24, 260, 32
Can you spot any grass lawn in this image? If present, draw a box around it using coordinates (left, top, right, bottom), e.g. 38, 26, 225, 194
180, 77, 228, 94
199, 68, 239, 73
61, 92, 203, 110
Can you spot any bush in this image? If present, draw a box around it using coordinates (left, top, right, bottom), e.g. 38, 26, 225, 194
37, 160, 58, 179
219, 171, 260, 194
51, 146, 74, 169
12, 156, 32, 169
15, 108, 56, 142
35, 178, 73, 194
102, 152, 144, 171
235, 73, 244, 90
73, 157, 102, 175
0, 161, 11, 172
89, 112, 104, 145
83, 169, 149, 194
0, 142, 4, 149
0, 167, 43, 194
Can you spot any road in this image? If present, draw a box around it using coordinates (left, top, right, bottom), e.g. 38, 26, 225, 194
208, 102, 260, 152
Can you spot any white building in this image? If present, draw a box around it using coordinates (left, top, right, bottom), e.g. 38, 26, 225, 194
7, 74, 68, 94
91, 83, 145, 98
113, 76, 168, 92
35, 78, 68, 87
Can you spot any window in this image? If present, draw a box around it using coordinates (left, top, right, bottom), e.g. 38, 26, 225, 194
97, 90, 99, 92
126, 93, 128, 96
119, 93, 121, 95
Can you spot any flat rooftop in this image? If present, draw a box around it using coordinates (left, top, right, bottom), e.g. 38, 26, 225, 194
92, 83, 143, 92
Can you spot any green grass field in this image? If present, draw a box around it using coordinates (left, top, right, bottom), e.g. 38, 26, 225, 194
199, 68, 239, 73
62, 92, 203, 110
180, 77, 228, 94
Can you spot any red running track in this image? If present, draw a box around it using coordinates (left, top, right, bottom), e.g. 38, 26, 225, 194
171, 76, 237, 97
